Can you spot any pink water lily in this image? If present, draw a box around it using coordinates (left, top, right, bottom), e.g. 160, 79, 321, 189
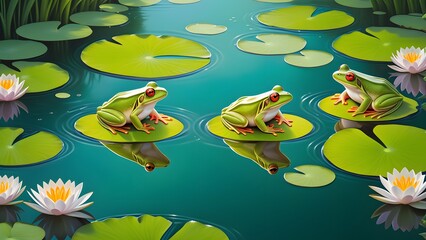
388, 47, 426, 74
0, 74, 28, 101
0, 175, 25, 205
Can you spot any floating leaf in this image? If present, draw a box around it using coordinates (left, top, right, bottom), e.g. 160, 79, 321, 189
169, 0, 200, 4
99, 3, 129, 13
323, 124, 426, 176
170, 221, 229, 240
390, 15, 426, 31
284, 50, 333, 67
55, 92, 71, 99
0, 222, 45, 240
16, 21, 92, 41
81, 34, 211, 78
332, 27, 426, 62
257, 6, 354, 30
236, 33, 306, 55
0, 61, 69, 93
0, 128, 63, 166
318, 96, 418, 121
70, 11, 129, 27
74, 114, 184, 142
0, 40, 47, 61
257, 0, 293, 2
207, 114, 313, 142
185, 23, 227, 35
284, 165, 336, 187
335, 0, 372, 8
118, 0, 160, 7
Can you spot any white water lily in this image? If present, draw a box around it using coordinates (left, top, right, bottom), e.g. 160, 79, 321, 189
0, 74, 28, 101
370, 168, 426, 209
388, 46, 426, 74
25, 179, 93, 218
0, 175, 25, 205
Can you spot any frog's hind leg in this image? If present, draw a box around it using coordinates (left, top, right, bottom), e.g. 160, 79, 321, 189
220, 113, 253, 135
96, 115, 130, 134
371, 95, 403, 119
96, 109, 130, 134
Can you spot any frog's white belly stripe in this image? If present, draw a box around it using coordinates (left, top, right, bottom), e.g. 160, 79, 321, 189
345, 86, 364, 104
247, 108, 279, 126
124, 102, 157, 123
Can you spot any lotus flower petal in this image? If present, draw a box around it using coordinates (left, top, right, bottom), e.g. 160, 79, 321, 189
389, 47, 426, 74
0, 74, 28, 101
0, 175, 25, 205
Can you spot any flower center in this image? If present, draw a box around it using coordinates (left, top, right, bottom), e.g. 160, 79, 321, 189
393, 176, 419, 191
403, 52, 421, 63
0, 181, 9, 194
46, 186, 71, 202
0, 79, 14, 90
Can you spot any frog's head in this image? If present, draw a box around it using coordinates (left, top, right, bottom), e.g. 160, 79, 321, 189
140, 81, 168, 104
332, 64, 359, 88
265, 85, 293, 109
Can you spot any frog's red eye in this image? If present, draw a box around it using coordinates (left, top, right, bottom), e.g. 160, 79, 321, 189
270, 92, 279, 102
146, 88, 155, 97
345, 72, 355, 81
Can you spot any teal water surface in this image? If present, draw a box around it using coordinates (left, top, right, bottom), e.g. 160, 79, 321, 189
1, 0, 426, 239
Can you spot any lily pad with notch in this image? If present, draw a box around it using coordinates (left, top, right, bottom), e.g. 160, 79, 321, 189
207, 114, 313, 142
74, 114, 184, 142
332, 27, 426, 62
70, 11, 129, 27
284, 165, 336, 187
236, 33, 306, 55
99, 3, 129, 13
0, 61, 69, 93
80, 34, 211, 78
185, 23, 227, 35
335, 0, 372, 8
0, 40, 47, 61
16, 21, 92, 41
257, 5, 354, 30
118, 0, 160, 7
0, 222, 45, 240
284, 50, 333, 67
390, 15, 426, 32
0, 127, 63, 166
324, 124, 426, 176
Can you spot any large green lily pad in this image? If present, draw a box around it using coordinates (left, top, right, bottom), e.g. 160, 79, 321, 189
335, 0, 372, 8
81, 34, 211, 78
0, 40, 47, 61
257, 6, 354, 30
169, 0, 200, 4
0, 61, 69, 93
0, 128, 63, 166
74, 114, 184, 142
185, 23, 227, 35
16, 21, 92, 41
236, 34, 306, 55
207, 114, 313, 142
284, 50, 333, 67
318, 96, 418, 121
99, 3, 129, 13
323, 124, 426, 176
118, 0, 160, 7
72, 215, 229, 240
284, 165, 336, 187
0, 222, 45, 240
390, 15, 426, 32
332, 27, 426, 62
70, 11, 129, 27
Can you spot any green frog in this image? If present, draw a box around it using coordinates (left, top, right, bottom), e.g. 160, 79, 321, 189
221, 85, 293, 136
332, 64, 403, 118
96, 81, 171, 134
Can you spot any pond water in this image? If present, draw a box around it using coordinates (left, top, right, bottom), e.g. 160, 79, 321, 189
1, 0, 426, 239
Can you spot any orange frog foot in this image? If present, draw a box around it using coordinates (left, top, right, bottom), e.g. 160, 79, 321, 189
267, 124, 284, 136
347, 106, 377, 118
331, 93, 348, 105
149, 113, 173, 124
140, 123, 155, 134
235, 127, 254, 136
109, 126, 131, 135
274, 115, 293, 127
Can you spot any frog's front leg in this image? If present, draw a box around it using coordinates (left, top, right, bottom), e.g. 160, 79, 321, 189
255, 113, 284, 136
351, 93, 372, 116
331, 90, 349, 105
97, 108, 130, 134
130, 108, 156, 134
221, 112, 254, 135
274, 111, 293, 127
149, 109, 173, 124
371, 94, 403, 118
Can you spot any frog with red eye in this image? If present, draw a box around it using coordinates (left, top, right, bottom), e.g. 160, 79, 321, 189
96, 81, 171, 134
331, 64, 403, 118
221, 85, 293, 136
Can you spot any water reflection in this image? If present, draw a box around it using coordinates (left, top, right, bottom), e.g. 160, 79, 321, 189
371, 204, 426, 232
101, 141, 170, 172
223, 139, 290, 174
0, 205, 22, 223
391, 72, 426, 97
334, 119, 387, 147
0, 100, 28, 122
33, 213, 92, 240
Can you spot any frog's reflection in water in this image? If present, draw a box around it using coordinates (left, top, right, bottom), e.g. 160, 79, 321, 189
334, 119, 389, 147
101, 142, 170, 172
223, 139, 290, 174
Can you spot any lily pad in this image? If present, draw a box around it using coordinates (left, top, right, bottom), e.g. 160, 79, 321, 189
81, 34, 211, 78
185, 23, 227, 35
318, 96, 418, 121
55, 92, 71, 99
236, 33, 306, 55
0, 222, 45, 240
323, 124, 426, 176
16, 21, 92, 41
207, 114, 313, 142
390, 15, 426, 31
74, 114, 184, 142
335, 0, 372, 8
118, 0, 160, 7
70, 11, 129, 27
0, 40, 47, 61
284, 50, 333, 67
0, 128, 63, 166
99, 3, 129, 13
332, 27, 426, 62
72, 214, 229, 240
284, 165, 336, 187
257, 6, 354, 30
257, 0, 293, 2
169, 0, 200, 4
0, 61, 70, 93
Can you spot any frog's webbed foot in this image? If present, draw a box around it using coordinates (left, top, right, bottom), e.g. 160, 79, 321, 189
108, 126, 131, 135
149, 113, 173, 125
348, 106, 375, 117
266, 124, 285, 136
331, 93, 348, 105
136, 123, 155, 134
274, 115, 293, 127
235, 127, 254, 136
